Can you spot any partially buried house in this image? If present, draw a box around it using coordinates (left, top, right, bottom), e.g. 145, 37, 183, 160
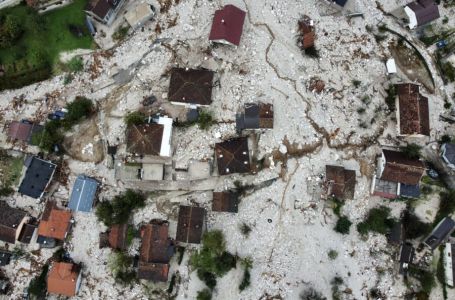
7, 120, 43, 144
236, 103, 273, 132
84, 0, 127, 26
325, 165, 356, 200
395, 83, 430, 137
37, 202, 72, 247
168, 68, 214, 107
372, 149, 426, 199
68, 175, 99, 213
18, 156, 56, 200
212, 191, 239, 213
0, 201, 28, 244
176, 206, 205, 244
424, 217, 455, 251
297, 15, 315, 50
208, 4, 246, 46
99, 224, 128, 250
404, 0, 440, 29
47, 262, 82, 297
137, 221, 174, 282
215, 137, 251, 175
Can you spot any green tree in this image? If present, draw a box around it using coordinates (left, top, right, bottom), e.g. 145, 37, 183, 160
400, 143, 422, 159
125, 111, 146, 126
357, 206, 395, 235
28, 264, 49, 298
64, 96, 93, 127
0, 15, 23, 48
196, 289, 212, 300
95, 190, 145, 226
197, 110, 215, 130
335, 216, 352, 235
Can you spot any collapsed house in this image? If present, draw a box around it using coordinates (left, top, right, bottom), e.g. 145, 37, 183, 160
395, 83, 430, 137
47, 262, 82, 297
236, 102, 274, 132
423, 217, 455, 251
175, 206, 205, 244
297, 15, 315, 50
325, 165, 356, 200
215, 137, 251, 175
398, 242, 415, 276
168, 68, 215, 107
99, 224, 128, 250
404, 0, 440, 29
208, 4, 246, 46
18, 156, 56, 200
441, 143, 455, 170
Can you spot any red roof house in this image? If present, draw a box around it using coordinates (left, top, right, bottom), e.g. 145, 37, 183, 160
209, 5, 246, 46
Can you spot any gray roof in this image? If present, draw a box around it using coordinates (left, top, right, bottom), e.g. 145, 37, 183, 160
68, 175, 99, 212
18, 156, 56, 199
399, 243, 414, 275
442, 143, 455, 164
424, 217, 455, 250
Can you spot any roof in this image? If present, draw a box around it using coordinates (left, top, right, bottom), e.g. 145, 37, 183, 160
396, 83, 430, 136
176, 206, 205, 244
85, 0, 117, 19
47, 262, 80, 297
18, 156, 56, 199
137, 262, 169, 282
126, 123, 164, 156
38, 204, 72, 241
380, 150, 426, 185
325, 165, 356, 200
108, 224, 128, 250
399, 243, 415, 274
400, 183, 421, 198
0, 251, 11, 266
168, 68, 214, 106
386, 58, 397, 74
140, 222, 173, 264
424, 217, 455, 250
0, 201, 27, 244
333, 0, 348, 6
215, 137, 250, 175
407, 0, 440, 26
388, 222, 403, 244
298, 16, 315, 49
68, 175, 99, 212
212, 191, 239, 213
442, 143, 455, 164
237, 103, 274, 130
18, 223, 37, 244
209, 5, 246, 46
8, 121, 42, 143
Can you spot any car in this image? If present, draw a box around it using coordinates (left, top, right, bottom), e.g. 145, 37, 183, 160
436, 40, 448, 49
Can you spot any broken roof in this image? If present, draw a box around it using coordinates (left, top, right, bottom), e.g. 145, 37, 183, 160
407, 0, 440, 26
212, 191, 239, 213
18, 156, 56, 199
380, 149, 426, 185
298, 16, 315, 50
168, 68, 214, 106
38, 203, 72, 241
176, 206, 205, 244
209, 4, 246, 46
108, 224, 128, 250
237, 103, 274, 131
126, 123, 164, 156
47, 262, 80, 297
137, 262, 169, 282
325, 165, 356, 200
215, 137, 250, 175
8, 121, 42, 143
0, 201, 27, 244
396, 83, 430, 136
424, 217, 455, 250
68, 175, 99, 212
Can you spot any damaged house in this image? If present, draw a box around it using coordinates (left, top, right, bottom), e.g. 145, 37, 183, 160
424, 217, 455, 251
168, 68, 215, 107
297, 15, 315, 50
84, 0, 126, 26
325, 165, 356, 200
99, 224, 128, 250
37, 202, 72, 247
47, 262, 82, 297
7, 120, 42, 144
396, 83, 430, 137
444, 242, 455, 287
404, 0, 440, 29
18, 156, 56, 199
215, 137, 251, 175
209, 4, 246, 46
236, 102, 274, 132
372, 149, 426, 199
0, 201, 28, 244
176, 206, 205, 244
441, 143, 455, 170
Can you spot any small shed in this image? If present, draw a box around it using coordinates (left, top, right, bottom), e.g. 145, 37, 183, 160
386, 58, 397, 74
68, 175, 99, 212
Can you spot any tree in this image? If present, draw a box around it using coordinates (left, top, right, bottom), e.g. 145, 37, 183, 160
357, 206, 395, 235
402, 210, 432, 239
197, 289, 212, 300
400, 143, 422, 159
124, 111, 146, 126
95, 190, 145, 226
335, 216, 351, 234
64, 96, 93, 127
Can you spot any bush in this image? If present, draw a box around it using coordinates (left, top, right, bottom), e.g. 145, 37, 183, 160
331, 197, 343, 217
357, 206, 395, 235
385, 84, 397, 111
335, 216, 351, 235
434, 190, 455, 226
64, 96, 93, 128
197, 110, 215, 130
400, 143, 422, 159
125, 111, 146, 126
197, 288, 212, 300
66, 57, 83, 73
402, 210, 432, 239
352, 80, 361, 88
108, 251, 136, 285
300, 288, 327, 300
409, 266, 435, 294
240, 223, 252, 237
304, 46, 319, 58
328, 250, 338, 260
197, 270, 217, 289
28, 264, 49, 298
96, 190, 146, 226
112, 26, 129, 41
239, 268, 251, 291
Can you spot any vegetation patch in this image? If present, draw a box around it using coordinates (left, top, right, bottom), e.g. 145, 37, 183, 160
402, 210, 432, 240
434, 190, 455, 226
28, 264, 49, 298
124, 111, 146, 126
328, 250, 338, 260
400, 143, 421, 159
408, 266, 435, 295
239, 257, 252, 291
96, 190, 146, 226
357, 206, 395, 235
108, 251, 136, 285
0, 150, 23, 195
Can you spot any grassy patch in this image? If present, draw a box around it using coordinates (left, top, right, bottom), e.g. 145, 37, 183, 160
357, 206, 395, 235
409, 266, 435, 295
0, 150, 23, 194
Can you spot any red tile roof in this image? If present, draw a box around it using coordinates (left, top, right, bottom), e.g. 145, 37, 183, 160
209, 5, 246, 46
8, 121, 33, 142
396, 84, 430, 136
108, 224, 128, 250
380, 150, 426, 185
47, 262, 80, 297
38, 204, 71, 241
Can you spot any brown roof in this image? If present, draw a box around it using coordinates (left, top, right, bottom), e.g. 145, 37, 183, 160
18, 223, 37, 244
140, 222, 172, 264
298, 16, 315, 49
175, 206, 205, 244
407, 0, 440, 26
215, 137, 250, 175
396, 84, 430, 136
380, 150, 426, 185
108, 224, 128, 250
8, 121, 33, 142
212, 191, 239, 212
137, 262, 169, 282
126, 123, 164, 156
47, 262, 80, 297
325, 165, 356, 200
258, 103, 274, 128
168, 68, 214, 106
208, 4, 246, 46
0, 201, 27, 244
38, 204, 72, 241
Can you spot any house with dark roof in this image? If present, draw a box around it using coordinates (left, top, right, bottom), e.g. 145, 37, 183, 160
325, 165, 356, 200
176, 206, 205, 244
212, 191, 239, 213
398, 242, 414, 275
372, 149, 426, 199
215, 137, 251, 175
7, 120, 42, 144
137, 221, 174, 282
209, 4, 246, 46
424, 217, 455, 250
47, 262, 82, 297
18, 223, 37, 244
126, 116, 173, 157
84, 0, 126, 26
332, 0, 348, 7
297, 15, 315, 50
99, 224, 128, 250
37, 202, 72, 244
18, 156, 56, 199
441, 143, 455, 170
388, 222, 404, 245
0, 251, 11, 266
395, 83, 430, 137
404, 0, 440, 29
444, 242, 455, 287
0, 201, 28, 244
168, 68, 215, 107
68, 175, 99, 213
236, 103, 273, 132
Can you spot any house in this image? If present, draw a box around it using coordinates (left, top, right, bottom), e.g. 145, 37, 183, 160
47, 262, 82, 297
372, 149, 426, 199
0, 201, 28, 244
84, 0, 126, 26
424, 217, 455, 250
99, 224, 128, 250
126, 116, 173, 157
215, 137, 251, 175
124, 2, 155, 29
332, 0, 348, 7
0, 250, 11, 266
137, 221, 174, 282
236, 103, 274, 132
396, 83, 430, 136
18, 156, 56, 199
325, 165, 356, 200
18, 223, 37, 244
68, 175, 99, 212
441, 143, 455, 170
212, 191, 239, 213
176, 206, 205, 244
444, 242, 455, 287
404, 0, 440, 29
398, 242, 414, 275
297, 15, 315, 50
37, 202, 72, 244
208, 4, 246, 46
388, 222, 404, 245
168, 68, 214, 107
7, 120, 42, 144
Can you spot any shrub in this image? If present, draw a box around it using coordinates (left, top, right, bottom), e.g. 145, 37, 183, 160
400, 143, 422, 159
357, 206, 395, 235
331, 197, 344, 217
335, 216, 352, 235
112, 26, 129, 42
434, 190, 455, 225
240, 223, 252, 237
300, 287, 327, 300
352, 80, 361, 88
66, 57, 84, 73
197, 270, 217, 289
385, 84, 396, 111
0, 186, 14, 197
176, 246, 185, 265
402, 210, 432, 239
440, 134, 452, 144
409, 266, 435, 294
304, 46, 319, 58
64, 96, 93, 128
357, 107, 366, 114
328, 250, 338, 260
95, 190, 146, 226
239, 268, 251, 291
126, 226, 137, 246
108, 251, 136, 285
197, 110, 215, 130
125, 111, 146, 126
28, 264, 49, 298
196, 289, 212, 300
